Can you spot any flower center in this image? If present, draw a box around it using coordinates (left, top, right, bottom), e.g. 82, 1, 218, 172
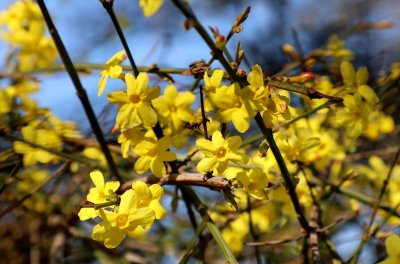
234, 101, 242, 108
116, 214, 128, 227
216, 147, 227, 158
130, 94, 141, 104
169, 105, 177, 113
147, 148, 158, 157
138, 199, 147, 207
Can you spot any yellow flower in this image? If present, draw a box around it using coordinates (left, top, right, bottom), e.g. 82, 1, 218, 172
203, 69, 224, 110
107, 73, 160, 129
335, 94, 370, 139
340, 60, 379, 106
0, 0, 57, 71
133, 137, 176, 177
322, 34, 354, 60
363, 110, 394, 140
139, 0, 164, 17
132, 181, 167, 219
236, 168, 269, 200
378, 234, 400, 264
78, 171, 120, 221
98, 50, 126, 96
118, 126, 146, 158
152, 84, 195, 131
13, 122, 63, 166
92, 189, 155, 248
222, 213, 249, 255
83, 147, 108, 168
196, 131, 249, 174
213, 83, 257, 133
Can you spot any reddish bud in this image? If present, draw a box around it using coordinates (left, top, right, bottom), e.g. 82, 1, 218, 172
372, 20, 393, 29
215, 34, 226, 50
236, 68, 246, 77
298, 72, 316, 82
232, 25, 243, 33
111, 124, 119, 133
183, 19, 195, 31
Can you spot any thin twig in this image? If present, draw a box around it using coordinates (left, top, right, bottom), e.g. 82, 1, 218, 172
345, 146, 399, 161
272, 100, 335, 132
99, 0, 139, 77
267, 80, 342, 101
0, 161, 70, 218
171, 0, 312, 235
120, 173, 233, 193
199, 85, 209, 139
247, 195, 262, 264
36, 0, 122, 182
366, 147, 400, 233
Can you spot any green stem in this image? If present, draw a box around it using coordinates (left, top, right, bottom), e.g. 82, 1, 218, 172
37, 0, 122, 183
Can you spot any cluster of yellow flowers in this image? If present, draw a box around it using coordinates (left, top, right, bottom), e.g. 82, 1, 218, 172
1, 0, 399, 261
78, 171, 166, 248
0, 0, 57, 71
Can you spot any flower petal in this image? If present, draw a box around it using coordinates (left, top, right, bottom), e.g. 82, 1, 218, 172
90, 171, 104, 191
197, 157, 218, 173
138, 103, 158, 127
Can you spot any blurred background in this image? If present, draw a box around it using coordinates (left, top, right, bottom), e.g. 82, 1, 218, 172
1, 0, 399, 124
0, 0, 399, 263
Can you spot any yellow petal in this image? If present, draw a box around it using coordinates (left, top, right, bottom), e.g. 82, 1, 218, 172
135, 156, 152, 174
196, 138, 217, 156
340, 60, 355, 88
119, 189, 137, 214
164, 85, 178, 100
78, 208, 97, 221
107, 91, 128, 104
149, 200, 167, 219
150, 157, 166, 177
149, 184, 164, 200
90, 171, 105, 190
358, 85, 379, 105
138, 103, 157, 127
98, 75, 108, 96
132, 181, 151, 200
197, 157, 218, 173
139, 0, 164, 17
104, 181, 120, 193
211, 131, 225, 147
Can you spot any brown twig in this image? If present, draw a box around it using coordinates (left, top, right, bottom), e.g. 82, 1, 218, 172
267, 80, 343, 101
119, 173, 232, 193
345, 146, 399, 161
